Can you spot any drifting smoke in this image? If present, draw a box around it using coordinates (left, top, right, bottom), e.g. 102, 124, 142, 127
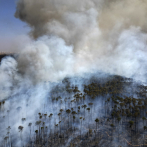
13, 0, 147, 82
0, 0, 147, 146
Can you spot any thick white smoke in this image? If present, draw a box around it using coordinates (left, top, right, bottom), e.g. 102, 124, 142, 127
13, 0, 147, 83
0, 0, 147, 146
17, 36, 74, 83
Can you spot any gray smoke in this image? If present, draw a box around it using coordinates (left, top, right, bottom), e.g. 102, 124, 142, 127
13, 0, 147, 82
0, 0, 147, 146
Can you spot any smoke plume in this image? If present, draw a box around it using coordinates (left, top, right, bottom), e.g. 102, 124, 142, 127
14, 0, 147, 82
0, 0, 147, 146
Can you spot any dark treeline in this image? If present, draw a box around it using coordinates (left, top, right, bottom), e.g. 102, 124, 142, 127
1, 74, 147, 147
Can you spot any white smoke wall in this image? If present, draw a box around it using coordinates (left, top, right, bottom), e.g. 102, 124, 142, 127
0, 0, 147, 146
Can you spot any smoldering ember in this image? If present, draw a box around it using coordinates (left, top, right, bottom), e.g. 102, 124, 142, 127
1, 0, 147, 147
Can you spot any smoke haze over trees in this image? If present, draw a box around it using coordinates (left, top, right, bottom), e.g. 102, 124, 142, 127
0, 0, 147, 146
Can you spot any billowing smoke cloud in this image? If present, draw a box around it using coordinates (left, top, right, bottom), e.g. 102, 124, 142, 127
15, 0, 147, 40
0, 0, 147, 146
13, 0, 147, 82
17, 36, 74, 83
15, 0, 147, 82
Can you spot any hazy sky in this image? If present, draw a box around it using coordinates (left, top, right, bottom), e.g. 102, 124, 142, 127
0, 0, 30, 52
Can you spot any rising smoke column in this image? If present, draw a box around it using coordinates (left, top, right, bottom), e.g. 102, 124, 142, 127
0, 0, 147, 146
14, 0, 147, 82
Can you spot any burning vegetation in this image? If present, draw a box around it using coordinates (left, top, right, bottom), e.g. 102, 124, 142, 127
1, 0, 147, 146
1, 74, 147, 146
